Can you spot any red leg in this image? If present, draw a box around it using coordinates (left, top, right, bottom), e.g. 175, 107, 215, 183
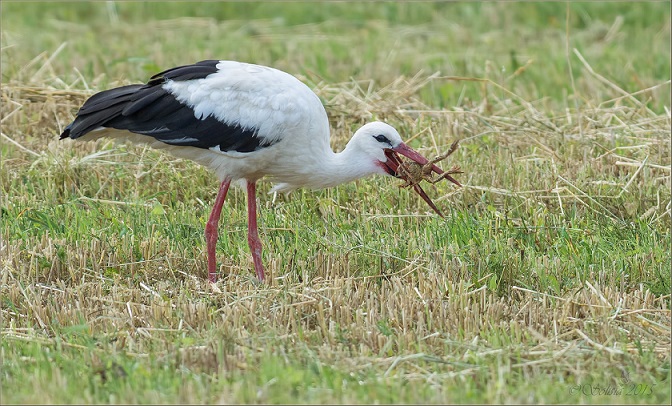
205, 178, 231, 283
246, 181, 265, 281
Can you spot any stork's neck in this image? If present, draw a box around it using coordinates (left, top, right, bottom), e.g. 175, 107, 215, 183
269, 131, 386, 193
269, 139, 381, 192
307, 141, 383, 189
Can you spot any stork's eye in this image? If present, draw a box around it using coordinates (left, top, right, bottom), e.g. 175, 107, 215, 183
374, 134, 391, 144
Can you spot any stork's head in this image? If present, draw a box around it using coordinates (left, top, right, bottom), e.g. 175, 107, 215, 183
351, 121, 460, 216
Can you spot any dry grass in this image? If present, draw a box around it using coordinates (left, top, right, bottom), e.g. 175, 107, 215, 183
3, 261, 669, 376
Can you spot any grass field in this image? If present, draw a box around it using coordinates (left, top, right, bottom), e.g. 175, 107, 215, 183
1, 1, 671, 404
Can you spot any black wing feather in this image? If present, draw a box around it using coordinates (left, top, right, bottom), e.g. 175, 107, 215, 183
77, 85, 143, 115
60, 60, 275, 153
148, 60, 221, 84
120, 86, 167, 116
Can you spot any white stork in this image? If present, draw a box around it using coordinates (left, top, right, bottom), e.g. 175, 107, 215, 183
60, 60, 460, 283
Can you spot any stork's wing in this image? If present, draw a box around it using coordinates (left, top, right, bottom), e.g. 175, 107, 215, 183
60, 60, 318, 153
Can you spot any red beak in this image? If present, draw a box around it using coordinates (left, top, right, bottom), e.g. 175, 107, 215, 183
382, 142, 461, 218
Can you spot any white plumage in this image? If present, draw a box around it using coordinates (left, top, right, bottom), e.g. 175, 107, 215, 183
61, 60, 459, 282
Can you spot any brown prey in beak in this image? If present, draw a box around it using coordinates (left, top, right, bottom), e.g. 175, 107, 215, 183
382, 142, 462, 217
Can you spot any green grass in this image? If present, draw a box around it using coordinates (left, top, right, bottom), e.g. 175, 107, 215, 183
2, 1, 670, 404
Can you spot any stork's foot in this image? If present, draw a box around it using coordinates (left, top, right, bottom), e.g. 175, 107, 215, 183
208, 268, 218, 284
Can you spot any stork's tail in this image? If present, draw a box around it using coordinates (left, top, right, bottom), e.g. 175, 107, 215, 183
59, 84, 145, 140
